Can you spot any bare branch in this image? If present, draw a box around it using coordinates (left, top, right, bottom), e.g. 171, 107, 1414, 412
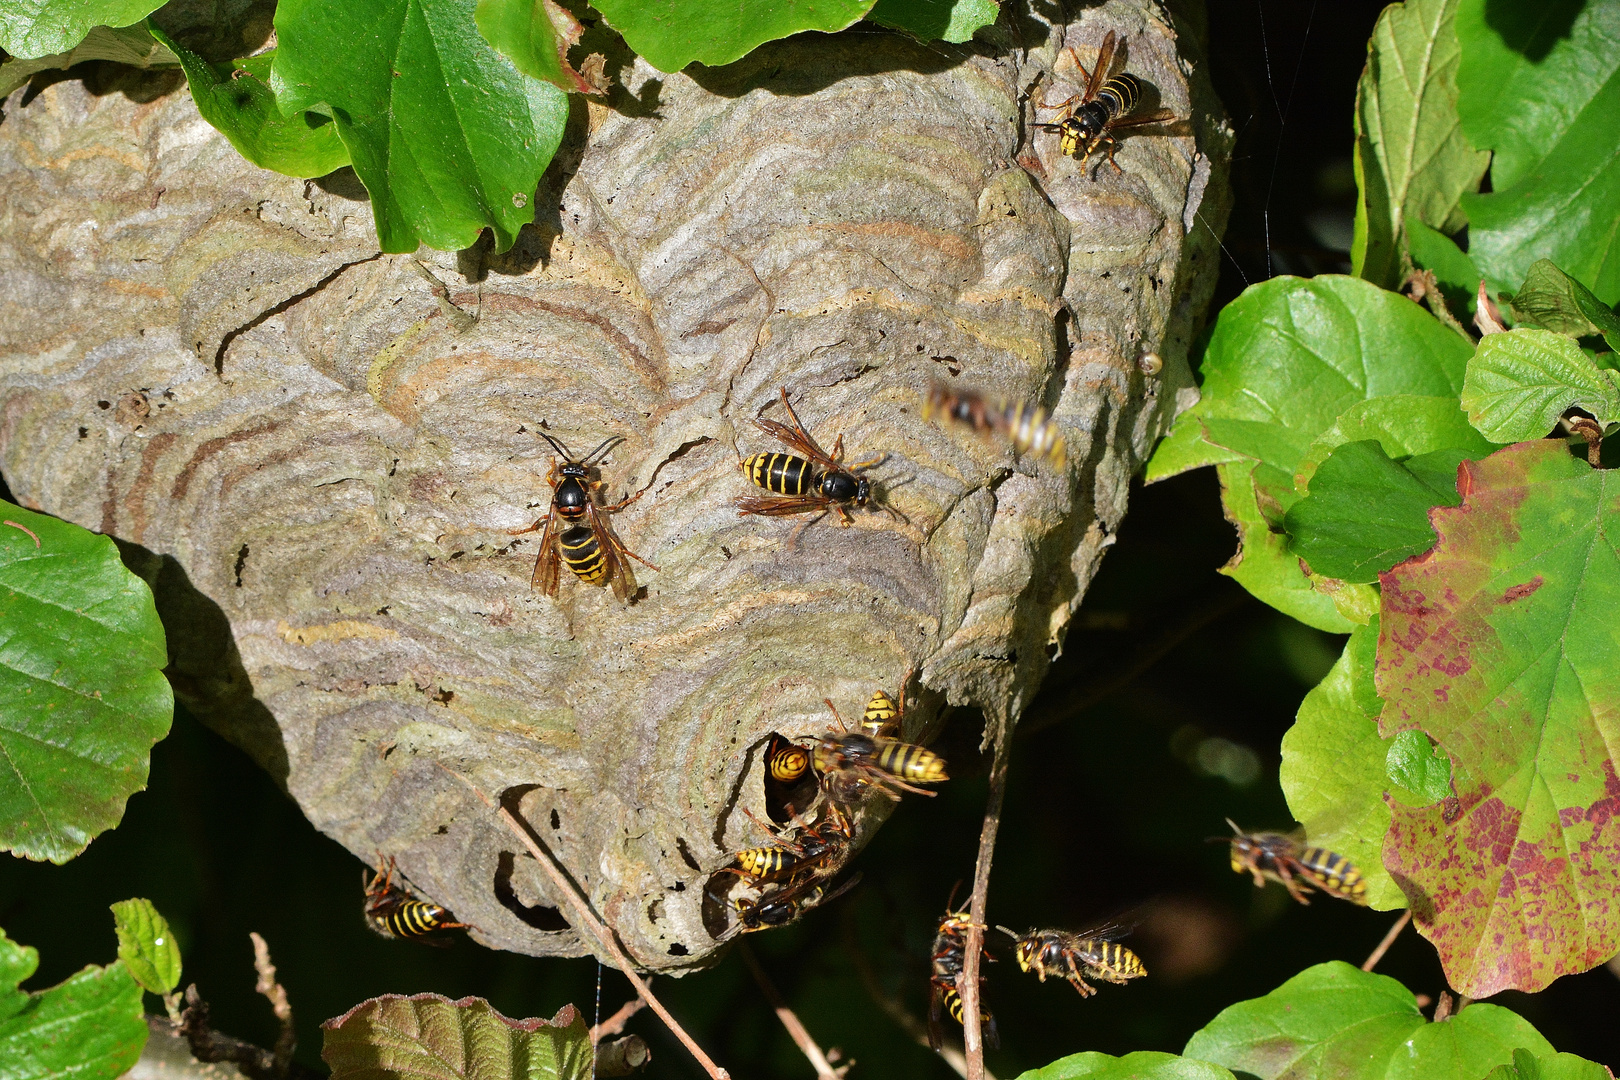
1361, 910, 1412, 972
739, 942, 845, 1078
960, 733, 1012, 1080
591, 997, 648, 1044
250, 932, 296, 1075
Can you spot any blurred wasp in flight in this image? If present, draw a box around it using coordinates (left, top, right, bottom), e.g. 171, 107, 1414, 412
999, 923, 1146, 997
924, 381, 1067, 467
737, 387, 901, 537
1223, 820, 1368, 906
363, 855, 470, 942
512, 432, 655, 602
1033, 30, 1177, 175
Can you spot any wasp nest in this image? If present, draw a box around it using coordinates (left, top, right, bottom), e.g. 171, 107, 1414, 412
0, 0, 1228, 969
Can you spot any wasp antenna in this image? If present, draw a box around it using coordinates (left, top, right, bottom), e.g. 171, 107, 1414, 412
1225, 817, 1243, 834
994, 925, 1022, 940
580, 433, 625, 467
538, 431, 573, 461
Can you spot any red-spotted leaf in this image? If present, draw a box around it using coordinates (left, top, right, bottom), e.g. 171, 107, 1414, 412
323, 995, 590, 1080
1378, 439, 1620, 996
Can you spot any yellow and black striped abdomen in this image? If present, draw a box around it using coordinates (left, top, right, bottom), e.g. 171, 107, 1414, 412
382, 900, 451, 937
862, 690, 900, 736
742, 452, 815, 496
1004, 401, 1066, 465
874, 740, 948, 783
734, 846, 797, 878
1097, 73, 1142, 121
939, 986, 993, 1026
1076, 939, 1146, 981
1299, 847, 1367, 904
559, 525, 609, 586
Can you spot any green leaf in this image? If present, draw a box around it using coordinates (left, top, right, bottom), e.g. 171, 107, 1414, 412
1489, 1049, 1618, 1080
0, 22, 176, 99
1509, 260, 1620, 353
0, 0, 165, 59
1379, 440, 1620, 996
474, 0, 597, 94
1294, 394, 1495, 491
590, 0, 875, 73
1350, 0, 1488, 290
1407, 219, 1481, 319
0, 929, 147, 1079
1455, 0, 1620, 305
110, 898, 180, 996
323, 995, 591, 1080
1386, 729, 1454, 804
271, 0, 569, 254
1280, 620, 1406, 910
1184, 962, 1554, 1080
148, 28, 349, 180
1014, 1051, 1235, 1080
1460, 328, 1620, 443
1150, 276, 1473, 627
867, 0, 998, 45
1286, 441, 1461, 584
0, 502, 173, 864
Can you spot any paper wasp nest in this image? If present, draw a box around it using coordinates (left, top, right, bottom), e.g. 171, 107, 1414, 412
0, 0, 1227, 968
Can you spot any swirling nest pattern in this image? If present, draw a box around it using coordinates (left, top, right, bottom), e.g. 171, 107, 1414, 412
0, 0, 1228, 969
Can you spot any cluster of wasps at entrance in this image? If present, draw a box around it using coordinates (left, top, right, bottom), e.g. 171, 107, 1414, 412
703, 679, 948, 938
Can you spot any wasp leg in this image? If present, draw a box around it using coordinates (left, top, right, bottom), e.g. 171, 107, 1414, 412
1039, 89, 1082, 112
507, 520, 546, 536
1102, 135, 1124, 175
1275, 863, 1315, 906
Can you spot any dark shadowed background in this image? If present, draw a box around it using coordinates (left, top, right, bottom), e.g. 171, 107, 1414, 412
3, 1, 1618, 1075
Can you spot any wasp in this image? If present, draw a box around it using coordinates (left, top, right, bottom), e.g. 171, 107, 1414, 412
724, 806, 853, 885
1033, 30, 1177, 175
511, 432, 656, 602
729, 871, 862, 934
363, 855, 470, 941
1224, 820, 1368, 906
999, 924, 1146, 997
813, 698, 948, 809
737, 387, 899, 533
929, 898, 998, 1051
923, 382, 1067, 467
762, 731, 820, 824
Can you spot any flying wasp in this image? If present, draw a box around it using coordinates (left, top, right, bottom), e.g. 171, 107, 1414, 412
929, 897, 998, 1051
511, 432, 656, 602
1223, 820, 1368, 906
999, 924, 1146, 997
924, 381, 1067, 467
737, 387, 900, 535
1032, 30, 1177, 175
363, 855, 471, 942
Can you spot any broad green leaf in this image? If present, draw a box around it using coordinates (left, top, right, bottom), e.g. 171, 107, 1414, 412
1509, 260, 1620, 353
110, 898, 180, 996
590, 0, 874, 73
0, 0, 164, 59
271, 0, 569, 254
0, 929, 147, 1079
149, 28, 349, 180
1286, 441, 1461, 584
1489, 1049, 1618, 1080
1185, 962, 1555, 1080
1379, 440, 1620, 996
1294, 394, 1494, 490
0, 22, 175, 98
324, 995, 590, 1080
1280, 620, 1405, 909
1350, 0, 1488, 290
0, 501, 173, 864
474, 0, 597, 94
1460, 328, 1620, 443
1218, 461, 1353, 633
1149, 277, 1473, 627
867, 0, 998, 45
1385, 729, 1453, 804
1456, 0, 1620, 304
1407, 219, 1481, 320
1014, 1052, 1235, 1080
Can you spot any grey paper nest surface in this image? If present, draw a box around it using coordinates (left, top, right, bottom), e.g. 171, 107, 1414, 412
0, 0, 1227, 969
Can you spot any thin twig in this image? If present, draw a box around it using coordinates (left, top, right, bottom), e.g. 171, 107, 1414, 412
1361, 910, 1412, 972
739, 942, 843, 1079
249, 933, 296, 1076
960, 729, 1013, 1080
438, 769, 728, 1080
591, 997, 648, 1044
2, 520, 41, 548
841, 912, 992, 1080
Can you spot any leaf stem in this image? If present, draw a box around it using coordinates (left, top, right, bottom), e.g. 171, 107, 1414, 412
590, 997, 647, 1044
1360, 909, 1412, 971
739, 941, 843, 1078
960, 731, 1012, 1080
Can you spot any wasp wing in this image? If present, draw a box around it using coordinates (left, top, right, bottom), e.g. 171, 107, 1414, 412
1085, 30, 1118, 104
585, 502, 636, 602
927, 986, 946, 1052
753, 416, 839, 470
1109, 109, 1181, 131
736, 493, 834, 517
530, 507, 562, 596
